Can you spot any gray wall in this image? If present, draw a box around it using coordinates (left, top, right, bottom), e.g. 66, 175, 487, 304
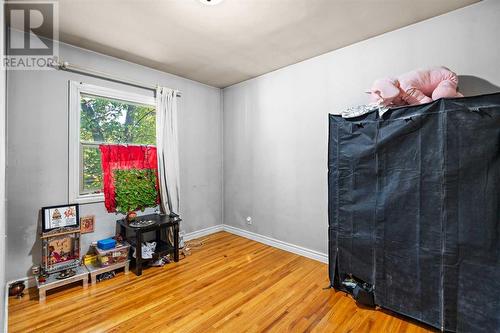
1, 2, 6, 328
222, 0, 500, 255
6, 0, 500, 282
6, 41, 223, 281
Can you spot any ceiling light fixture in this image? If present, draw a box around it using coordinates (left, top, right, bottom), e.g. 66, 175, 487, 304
199, 0, 224, 5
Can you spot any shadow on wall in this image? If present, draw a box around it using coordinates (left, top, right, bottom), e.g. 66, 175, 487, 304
27, 212, 43, 279
459, 75, 500, 96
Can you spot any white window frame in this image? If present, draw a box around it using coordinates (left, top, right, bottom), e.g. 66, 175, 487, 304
69, 81, 156, 204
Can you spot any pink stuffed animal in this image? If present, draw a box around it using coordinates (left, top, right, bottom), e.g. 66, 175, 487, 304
368, 66, 463, 107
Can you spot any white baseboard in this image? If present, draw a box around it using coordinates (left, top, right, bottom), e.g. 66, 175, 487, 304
184, 224, 223, 241
222, 225, 328, 264
182, 223, 328, 264
4, 276, 35, 333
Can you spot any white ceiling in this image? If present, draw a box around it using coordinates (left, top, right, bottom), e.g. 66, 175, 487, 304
53, 0, 479, 88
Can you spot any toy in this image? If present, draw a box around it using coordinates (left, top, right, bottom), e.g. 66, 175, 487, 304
96, 243, 130, 267
368, 66, 463, 107
83, 254, 98, 265
97, 238, 116, 250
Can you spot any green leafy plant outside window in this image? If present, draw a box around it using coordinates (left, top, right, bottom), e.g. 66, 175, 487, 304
80, 95, 156, 194
114, 169, 158, 214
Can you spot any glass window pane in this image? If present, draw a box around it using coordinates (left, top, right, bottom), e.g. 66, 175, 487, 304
79, 93, 156, 197
81, 145, 103, 194
80, 94, 156, 145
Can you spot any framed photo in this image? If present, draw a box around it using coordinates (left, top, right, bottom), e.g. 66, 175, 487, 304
80, 215, 95, 233
42, 204, 80, 233
42, 233, 81, 272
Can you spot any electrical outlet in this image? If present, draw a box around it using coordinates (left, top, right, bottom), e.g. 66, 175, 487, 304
246, 216, 252, 225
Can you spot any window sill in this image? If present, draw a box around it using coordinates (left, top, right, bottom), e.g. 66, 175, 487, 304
73, 193, 105, 205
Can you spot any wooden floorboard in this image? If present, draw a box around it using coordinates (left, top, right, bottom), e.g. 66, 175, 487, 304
9, 232, 436, 333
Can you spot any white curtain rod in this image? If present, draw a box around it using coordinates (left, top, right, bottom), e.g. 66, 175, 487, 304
53, 60, 182, 98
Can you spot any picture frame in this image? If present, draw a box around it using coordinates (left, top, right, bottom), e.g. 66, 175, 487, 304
42, 233, 81, 273
41, 204, 80, 233
80, 215, 95, 233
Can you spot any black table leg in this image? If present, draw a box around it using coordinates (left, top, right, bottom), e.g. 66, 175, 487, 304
136, 231, 143, 276
156, 228, 161, 243
120, 225, 126, 240
173, 223, 179, 262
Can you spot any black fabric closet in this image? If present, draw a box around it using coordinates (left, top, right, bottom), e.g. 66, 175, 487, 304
328, 93, 500, 332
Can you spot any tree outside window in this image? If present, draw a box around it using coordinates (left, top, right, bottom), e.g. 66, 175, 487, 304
80, 94, 156, 194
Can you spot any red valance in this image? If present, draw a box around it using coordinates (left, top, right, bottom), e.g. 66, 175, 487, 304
99, 144, 159, 213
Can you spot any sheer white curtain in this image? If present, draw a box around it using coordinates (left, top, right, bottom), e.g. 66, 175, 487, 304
156, 87, 180, 216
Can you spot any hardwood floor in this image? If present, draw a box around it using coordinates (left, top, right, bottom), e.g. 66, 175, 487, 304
9, 232, 435, 333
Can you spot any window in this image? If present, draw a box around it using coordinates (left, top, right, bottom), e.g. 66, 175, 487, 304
69, 82, 156, 203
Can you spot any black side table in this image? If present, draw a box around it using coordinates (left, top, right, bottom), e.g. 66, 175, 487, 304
117, 213, 180, 276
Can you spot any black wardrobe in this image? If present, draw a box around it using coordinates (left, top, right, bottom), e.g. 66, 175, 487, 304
328, 93, 500, 332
